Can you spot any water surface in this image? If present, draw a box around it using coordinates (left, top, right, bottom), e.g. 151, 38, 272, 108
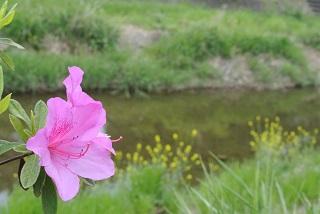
1, 89, 320, 191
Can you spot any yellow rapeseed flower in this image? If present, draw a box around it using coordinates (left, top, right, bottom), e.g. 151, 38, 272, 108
126, 153, 132, 160
133, 152, 139, 163
136, 143, 142, 151
185, 145, 192, 153
172, 133, 179, 140
154, 134, 161, 143
186, 174, 193, 180
191, 154, 199, 161
170, 162, 177, 169
191, 129, 198, 137
165, 144, 171, 152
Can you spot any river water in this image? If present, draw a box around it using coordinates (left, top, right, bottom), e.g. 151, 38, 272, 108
1, 89, 320, 192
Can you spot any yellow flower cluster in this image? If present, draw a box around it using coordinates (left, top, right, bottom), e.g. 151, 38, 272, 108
248, 116, 318, 156
116, 130, 201, 181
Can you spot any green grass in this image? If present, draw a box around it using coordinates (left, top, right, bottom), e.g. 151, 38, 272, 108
2, 150, 320, 214
1, 0, 320, 92
1, 166, 178, 214
177, 151, 320, 213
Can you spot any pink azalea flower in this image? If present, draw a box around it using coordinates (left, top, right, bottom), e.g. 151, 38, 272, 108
26, 67, 116, 201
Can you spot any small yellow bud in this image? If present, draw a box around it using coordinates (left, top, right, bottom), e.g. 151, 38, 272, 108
185, 145, 192, 153
186, 174, 192, 180
191, 129, 198, 137
126, 153, 132, 160
170, 162, 177, 169
136, 143, 142, 151
172, 133, 179, 140
133, 152, 139, 163
154, 135, 161, 143
191, 154, 199, 161
165, 144, 171, 152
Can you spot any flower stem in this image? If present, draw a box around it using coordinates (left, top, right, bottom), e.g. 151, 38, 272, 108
0, 152, 33, 166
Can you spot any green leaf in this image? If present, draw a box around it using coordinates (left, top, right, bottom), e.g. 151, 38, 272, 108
0, 38, 24, 49
9, 99, 31, 127
13, 144, 28, 153
0, 93, 10, 114
9, 114, 28, 141
20, 155, 41, 189
0, 1, 8, 19
0, 66, 3, 99
83, 178, 95, 186
18, 159, 28, 190
0, 140, 21, 155
24, 129, 33, 138
42, 176, 57, 214
0, 51, 14, 70
34, 100, 47, 131
30, 110, 35, 134
0, 3, 16, 29
33, 167, 46, 197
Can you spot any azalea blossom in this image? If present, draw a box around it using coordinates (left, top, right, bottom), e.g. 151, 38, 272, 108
26, 67, 116, 201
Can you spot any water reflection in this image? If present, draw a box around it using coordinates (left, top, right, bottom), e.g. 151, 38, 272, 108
1, 89, 320, 191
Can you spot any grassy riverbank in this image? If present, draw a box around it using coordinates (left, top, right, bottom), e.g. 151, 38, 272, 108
1, 118, 320, 213
2, 147, 320, 213
2, 0, 320, 93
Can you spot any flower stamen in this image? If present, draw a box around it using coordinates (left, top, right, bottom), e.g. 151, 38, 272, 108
112, 136, 123, 143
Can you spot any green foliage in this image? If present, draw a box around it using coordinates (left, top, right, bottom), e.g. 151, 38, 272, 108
4, 149, 320, 214
9, 114, 28, 141
2, 123, 320, 213
0, 67, 3, 98
0, 1, 16, 30
42, 177, 58, 214
0, 93, 11, 114
116, 131, 201, 182
33, 100, 47, 131
4, 4, 118, 52
303, 32, 320, 51
2, 165, 178, 214
176, 117, 320, 213
0, 0, 22, 71
9, 99, 31, 126
0, 140, 22, 155
0, 51, 15, 70
33, 168, 46, 197
248, 117, 318, 156
178, 150, 320, 213
0, 1, 318, 92
20, 155, 41, 189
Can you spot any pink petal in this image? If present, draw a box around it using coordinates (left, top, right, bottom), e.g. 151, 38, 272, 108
44, 156, 80, 201
64, 66, 96, 106
26, 129, 51, 166
63, 66, 108, 123
67, 103, 106, 141
45, 97, 73, 142
67, 139, 115, 180
63, 66, 84, 105
95, 133, 115, 154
